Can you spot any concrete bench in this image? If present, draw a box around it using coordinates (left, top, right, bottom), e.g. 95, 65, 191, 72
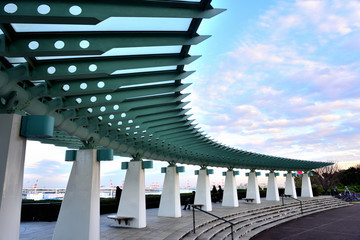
244, 198, 255, 203
107, 215, 134, 226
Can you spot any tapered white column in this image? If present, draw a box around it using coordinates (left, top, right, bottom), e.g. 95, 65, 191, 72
158, 165, 181, 217
194, 169, 212, 211
266, 172, 280, 201
301, 173, 313, 198
246, 171, 261, 204
117, 160, 146, 228
285, 172, 297, 199
222, 170, 239, 207
53, 149, 100, 240
0, 114, 26, 240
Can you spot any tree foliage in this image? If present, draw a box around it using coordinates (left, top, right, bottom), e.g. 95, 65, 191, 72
338, 165, 360, 186
312, 163, 339, 193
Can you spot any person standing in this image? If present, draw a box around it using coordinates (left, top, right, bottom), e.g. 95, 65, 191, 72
115, 186, 122, 205
211, 185, 218, 203
183, 191, 195, 210
218, 185, 223, 202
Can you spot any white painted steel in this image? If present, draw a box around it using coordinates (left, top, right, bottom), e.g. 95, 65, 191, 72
301, 173, 313, 198
266, 172, 280, 201
117, 161, 146, 228
194, 169, 212, 211
222, 171, 239, 207
53, 149, 100, 240
246, 171, 261, 204
158, 166, 181, 217
285, 173, 297, 199
0, 114, 26, 240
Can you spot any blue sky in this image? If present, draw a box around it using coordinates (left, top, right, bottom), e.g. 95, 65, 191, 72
24, 0, 360, 188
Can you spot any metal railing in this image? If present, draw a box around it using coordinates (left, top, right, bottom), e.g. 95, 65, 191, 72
192, 205, 234, 240
281, 194, 303, 214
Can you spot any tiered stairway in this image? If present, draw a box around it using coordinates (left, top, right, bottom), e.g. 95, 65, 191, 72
176, 197, 351, 240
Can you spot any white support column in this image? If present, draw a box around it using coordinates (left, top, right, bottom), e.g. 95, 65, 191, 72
301, 173, 313, 198
117, 161, 146, 228
194, 169, 212, 211
285, 172, 297, 199
266, 172, 280, 201
158, 166, 181, 217
53, 149, 100, 240
222, 171, 239, 207
0, 114, 26, 240
246, 171, 261, 204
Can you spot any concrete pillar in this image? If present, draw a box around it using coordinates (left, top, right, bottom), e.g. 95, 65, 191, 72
194, 169, 212, 211
266, 172, 280, 201
285, 172, 297, 199
222, 170, 239, 207
53, 149, 100, 240
117, 161, 146, 228
158, 166, 181, 217
301, 173, 313, 198
246, 171, 261, 204
0, 114, 26, 240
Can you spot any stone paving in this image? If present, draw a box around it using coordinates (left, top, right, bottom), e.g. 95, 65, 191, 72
19, 197, 321, 240
252, 202, 360, 240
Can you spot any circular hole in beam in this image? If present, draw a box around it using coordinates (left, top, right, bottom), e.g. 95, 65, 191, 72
4, 3, 17, 14
54, 40, 65, 49
37, 4, 50, 15
69, 5, 82, 15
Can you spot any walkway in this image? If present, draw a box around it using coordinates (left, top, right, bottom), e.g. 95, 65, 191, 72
253, 202, 360, 240
19, 197, 354, 240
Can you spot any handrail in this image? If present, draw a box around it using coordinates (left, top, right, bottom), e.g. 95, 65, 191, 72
192, 205, 234, 240
281, 194, 303, 214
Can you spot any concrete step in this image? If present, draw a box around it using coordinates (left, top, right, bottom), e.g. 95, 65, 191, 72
243, 203, 352, 240
181, 204, 301, 240
179, 198, 352, 240
231, 200, 352, 240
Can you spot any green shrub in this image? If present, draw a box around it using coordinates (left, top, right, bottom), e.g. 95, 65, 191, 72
311, 184, 324, 196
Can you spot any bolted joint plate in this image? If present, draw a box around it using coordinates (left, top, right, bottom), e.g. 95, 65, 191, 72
266, 172, 279, 177
246, 172, 261, 176
121, 162, 129, 170
65, 150, 77, 161
142, 161, 153, 169
224, 170, 239, 176
206, 169, 214, 175
20, 115, 54, 138
97, 149, 113, 161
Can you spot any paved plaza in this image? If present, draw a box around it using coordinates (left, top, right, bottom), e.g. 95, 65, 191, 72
19, 197, 355, 240
20, 199, 284, 240
253, 202, 360, 240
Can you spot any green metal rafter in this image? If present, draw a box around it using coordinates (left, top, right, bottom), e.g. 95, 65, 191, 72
0, 0, 331, 171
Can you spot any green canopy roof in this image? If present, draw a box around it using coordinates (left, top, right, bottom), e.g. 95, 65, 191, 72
0, 0, 331, 171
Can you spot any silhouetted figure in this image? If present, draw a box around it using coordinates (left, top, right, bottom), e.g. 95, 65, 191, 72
211, 185, 218, 203
183, 191, 196, 210
115, 186, 122, 205
218, 185, 223, 202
